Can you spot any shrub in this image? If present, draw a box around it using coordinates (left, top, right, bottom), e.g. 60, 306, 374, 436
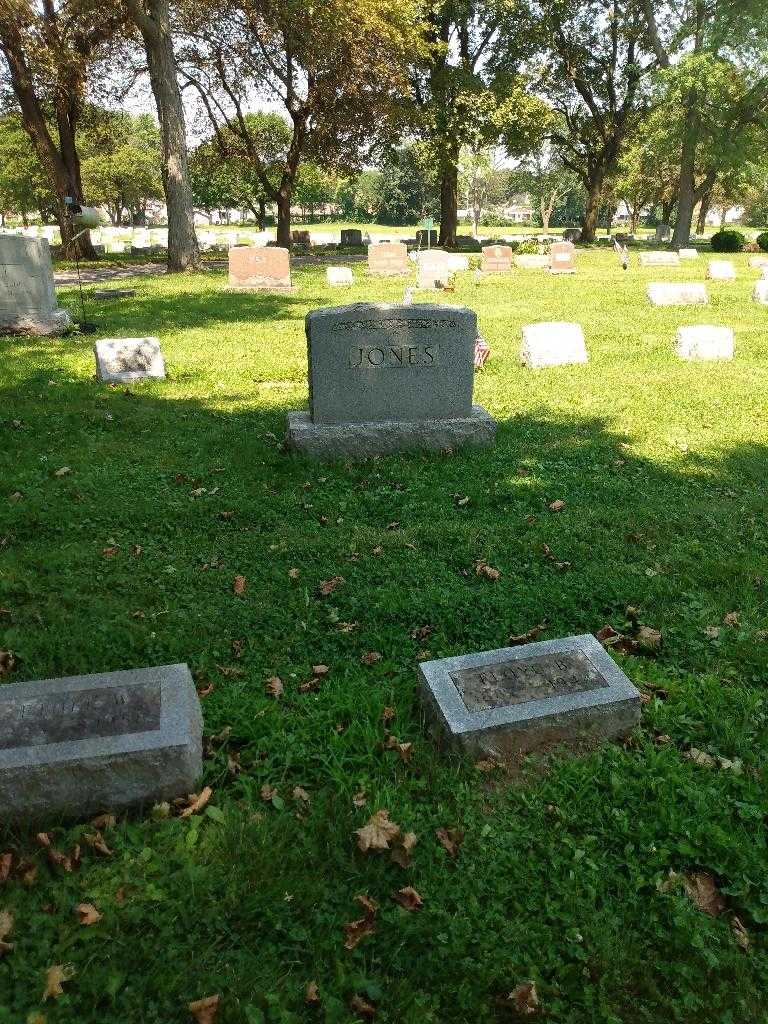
710, 229, 746, 252
516, 239, 541, 255
756, 232, 768, 252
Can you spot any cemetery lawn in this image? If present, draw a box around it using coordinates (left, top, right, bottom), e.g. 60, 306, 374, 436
3, 249, 768, 1024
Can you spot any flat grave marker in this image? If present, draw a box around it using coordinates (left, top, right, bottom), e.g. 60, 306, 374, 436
640, 251, 680, 268
753, 281, 768, 305
675, 326, 734, 361
94, 337, 166, 382
0, 664, 203, 822
327, 266, 354, 287
515, 254, 550, 270
228, 246, 292, 290
648, 282, 708, 306
285, 302, 496, 458
678, 248, 699, 260
419, 634, 641, 759
521, 322, 588, 368
707, 259, 737, 281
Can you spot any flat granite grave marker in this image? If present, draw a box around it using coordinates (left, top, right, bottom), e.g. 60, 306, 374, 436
707, 259, 737, 281
327, 266, 354, 286
639, 251, 680, 268
481, 245, 513, 273
285, 302, 496, 458
94, 337, 166, 382
521, 322, 588, 368
0, 664, 203, 821
549, 241, 577, 274
647, 282, 708, 306
675, 326, 734, 361
515, 253, 550, 270
0, 235, 71, 336
228, 246, 292, 290
368, 242, 410, 277
753, 281, 768, 305
419, 634, 641, 759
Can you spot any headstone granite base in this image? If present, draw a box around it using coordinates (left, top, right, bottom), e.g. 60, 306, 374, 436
0, 664, 203, 822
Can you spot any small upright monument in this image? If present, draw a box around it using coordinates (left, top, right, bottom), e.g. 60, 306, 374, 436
286, 302, 496, 459
228, 246, 293, 290
0, 235, 71, 336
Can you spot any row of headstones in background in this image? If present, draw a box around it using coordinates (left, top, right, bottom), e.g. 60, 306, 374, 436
0, 235, 71, 336
523, 321, 738, 364
648, 277, 768, 306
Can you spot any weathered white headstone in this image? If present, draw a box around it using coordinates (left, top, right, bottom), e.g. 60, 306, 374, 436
707, 259, 736, 281
94, 337, 166, 383
748, 255, 768, 270
327, 266, 353, 286
675, 326, 734, 361
515, 254, 550, 269
753, 281, 768, 305
639, 251, 680, 268
678, 248, 699, 260
0, 235, 71, 336
521, 322, 588, 368
647, 283, 708, 306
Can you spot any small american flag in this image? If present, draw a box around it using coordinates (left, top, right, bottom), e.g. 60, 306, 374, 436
474, 336, 491, 369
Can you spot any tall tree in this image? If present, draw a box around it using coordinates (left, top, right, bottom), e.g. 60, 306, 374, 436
0, 113, 54, 226
179, 0, 419, 247
125, 0, 200, 271
643, 0, 768, 247
519, 0, 652, 242
81, 110, 163, 225
0, 0, 120, 256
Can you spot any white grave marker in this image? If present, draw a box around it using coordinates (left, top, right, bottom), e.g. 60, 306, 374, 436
675, 326, 734, 361
326, 266, 353, 286
647, 283, 709, 306
94, 337, 166, 382
707, 260, 736, 281
521, 323, 588, 368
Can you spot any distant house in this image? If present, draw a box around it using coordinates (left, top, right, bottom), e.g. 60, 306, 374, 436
502, 194, 534, 223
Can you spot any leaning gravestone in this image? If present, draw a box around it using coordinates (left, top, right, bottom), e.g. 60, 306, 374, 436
639, 251, 680, 268
753, 281, 768, 305
228, 246, 292, 290
0, 236, 71, 336
0, 664, 203, 822
675, 326, 734, 361
707, 259, 737, 281
285, 302, 496, 459
648, 283, 708, 306
521, 323, 588, 368
481, 245, 513, 273
368, 242, 410, 277
549, 241, 577, 275
340, 228, 363, 247
419, 634, 640, 759
94, 337, 166, 383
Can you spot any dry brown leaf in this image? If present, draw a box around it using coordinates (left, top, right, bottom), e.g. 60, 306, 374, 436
350, 994, 376, 1018
0, 909, 13, 955
682, 871, 726, 916
685, 748, 717, 769
381, 706, 396, 723
83, 832, 113, 857
298, 677, 321, 693
90, 813, 116, 830
391, 831, 418, 869
265, 676, 284, 698
372, 545, 384, 556
723, 611, 740, 626
0, 853, 12, 884
42, 963, 75, 1002
635, 625, 662, 653
474, 559, 500, 580
392, 886, 423, 911
731, 915, 750, 950
336, 621, 359, 632
75, 903, 102, 926
704, 625, 721, 639
312, 664, 330, 677
508, 981, 539, 1015
436, 827, 464, 858
548, 499, 565, 512
53, 466, 71, 477
355, 893, 379, 915
355, 810, 401, 852
305, 980, 320, 1004
508, 621, 548, 646
292, 786, 310, 804
360, 651, 382, 666
318, 575, 344, 596
179, 787, 213, 818
260, 784, 278, 802
343, 915, 376, 950
102, 546, 119, 557
352, 791, 367, 808
0, 651, 15, 676
188, 994, 220, 1024
232, 575, 246, 595
288, 568, 300, 580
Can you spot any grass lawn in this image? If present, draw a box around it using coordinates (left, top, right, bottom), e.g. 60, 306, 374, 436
2, 250, 768, 1023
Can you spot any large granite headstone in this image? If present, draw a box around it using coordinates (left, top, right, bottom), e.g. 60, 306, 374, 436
340, 228, 363, 247
0, 664, 202, 822
368, 242, 410, 277
94, 337, 166, 382
285, 302, 496, 458
419, 634, 641, 759
228, 246, 292, 290
655, 223, 671, 241
0, 235, 71, 336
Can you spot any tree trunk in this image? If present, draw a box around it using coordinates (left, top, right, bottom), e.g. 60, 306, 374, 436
671, 94, 700, 248
129, 0, 200, 272
276, 191, 292, 247
258, 197, 266, 230
696, 190, 711, 234
720, 207, 727, 229
438, 145, 459, 247
580, 171, 604, 243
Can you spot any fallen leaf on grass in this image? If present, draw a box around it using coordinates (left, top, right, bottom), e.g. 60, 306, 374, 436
508, 981, 539, 1015
312, 664, 330, 677
36, 834, 79, 873
410, 625, 432, 641
53, 466, 71, 477
685, 748, 717, 769
392, 886, 423, 910
356, 810, 401, 852
42, 963, 75, 1002
381, 706, 396, 724
188, 994, 220, 1023
318, 576, 344, 596
102, 546, 119, 557
90, 813, 116, 830
0, 909, 13, 954
265, 676, 284, 698
75, 903, 101, 926
723, 611, 740, 626
704, 625, 721, 639
353, 791, 367, 808
390, 831, 418, 869
361, 651, 382, 666
0, 651, 16, 675
305, 980, 320, 1004
82, 832, 112, 857
179, 787, 213, 818
349, 994, 376, 1018
548, 499, 566, 512
474, 559, 500, 580
336, 621, 358, 633
344, 895, 378, 950
731, 915, 750, 950
232, 575, 246, 595
384, 736, 413, 762
0, 853, 11, 883
292, 787, 310, 804
288, 568, 300, 580
508, 621, 548, 646
260, 784, 278, 802
683, 872, 726, 916
436, 828, 464, 858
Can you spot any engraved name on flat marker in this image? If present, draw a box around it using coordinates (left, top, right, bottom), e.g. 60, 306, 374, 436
450, 651, 609, 713
0, 682, 161, 750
